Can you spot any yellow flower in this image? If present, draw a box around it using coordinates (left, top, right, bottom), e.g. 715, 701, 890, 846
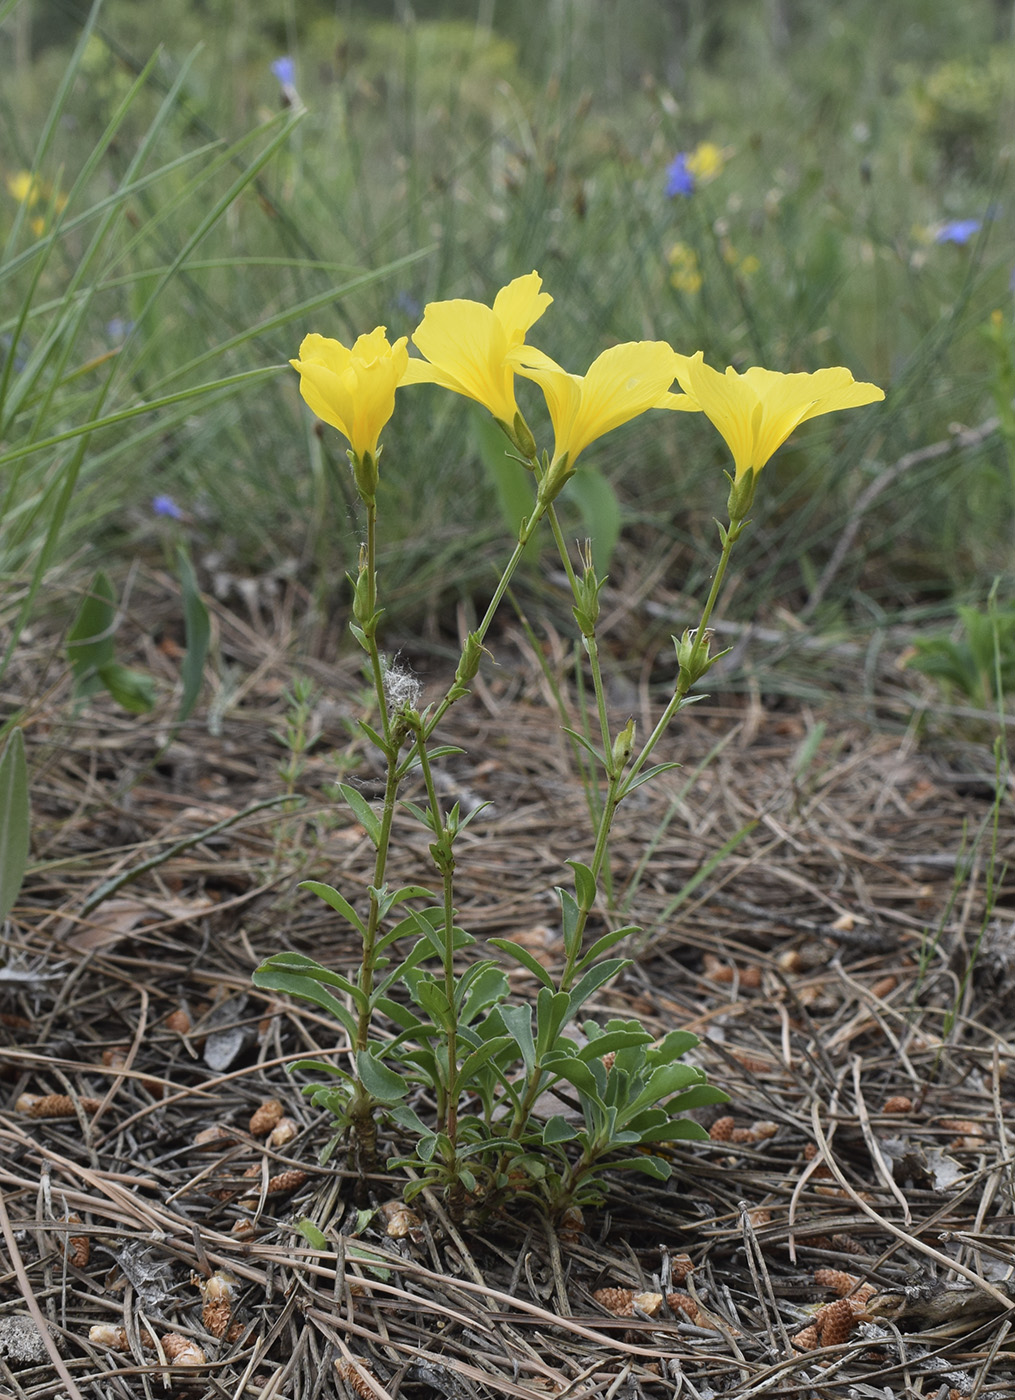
686, 142, 727, 184
510, 341, 699, 497
673, 352, 885, 479
667, 241, 702, 295
400, 271, 552, 438
290, 327, 408, 492
7, 171, 41, 206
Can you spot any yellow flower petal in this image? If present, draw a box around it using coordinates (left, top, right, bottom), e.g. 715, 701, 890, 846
402, 271, 552, 423
511, 341, 698, 472
290, 327, 408, 461
673, 355, 884, 477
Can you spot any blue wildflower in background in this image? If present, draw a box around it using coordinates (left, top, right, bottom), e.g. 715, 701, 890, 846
152, 495, 184, 520
271, 56, 295, 88
665, 153, 695, 198
935, 219, 981, 246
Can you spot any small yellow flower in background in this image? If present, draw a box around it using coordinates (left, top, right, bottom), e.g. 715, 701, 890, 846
7, 171, 40, 205
673, 352, 885, 481
510, 340, 699, 499
400, 271, 552, 449
667, 242, 702, 295
290, 328, 408, 499
6, 170, 68, 235
719, 239, 760, 278
686, 142, 727, 184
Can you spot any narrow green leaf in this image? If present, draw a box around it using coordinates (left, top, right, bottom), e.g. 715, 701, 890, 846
575, 924, 639, 970
558, 887, 582, 960
459, 1035, 515, 1083
176, 542, 210, 723
295, 1219, 329, 1249
619, 761, 682, 797
488, 937, 555, 990
355, 1050, 408, 1104
565, 958, 629, 1018
575, 1027, 651, 1061
567, 860, 597, 910
560, 726, 607, 767
499, 1002, 536, 1073
96, 662, 156, 714
412, 978, 452, 1026
601, 1154, 672, 1180
338, 783, 381, 846
298, 880, 367, 937
66, 570, 116, 692
534, 988, 573, 1054
0, 729, 29, 923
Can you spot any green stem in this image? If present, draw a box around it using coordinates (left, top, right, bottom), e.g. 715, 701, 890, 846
364, 502, 392, 749
412, 732, 460, 1148
621, 516, 740, 796
546, 506, 612, 762
396, 486, 546, 778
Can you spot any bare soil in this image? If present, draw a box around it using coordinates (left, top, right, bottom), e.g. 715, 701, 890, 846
2, 572, 1015, 1400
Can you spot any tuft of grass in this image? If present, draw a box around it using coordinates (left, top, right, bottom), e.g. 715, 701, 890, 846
2, 0, 1013, 648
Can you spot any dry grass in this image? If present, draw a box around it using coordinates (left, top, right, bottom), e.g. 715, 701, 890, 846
1, 571, 1014, 1399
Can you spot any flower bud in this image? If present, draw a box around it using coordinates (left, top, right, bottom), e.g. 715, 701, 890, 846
726, 466, 756, 524
537, 452, 573, 507
572, 543, 603, 637
349, 447, 379, 505
674, 627, 714, 687
611, 718, 635, 769
455, 632, 484, 689
510, 411, 538, 462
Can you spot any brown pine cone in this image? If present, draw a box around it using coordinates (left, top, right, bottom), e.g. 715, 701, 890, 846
248, 1098, 284, 1136
709, 1115, 736, 1141
882, 1095, 913, 1114
16, 1092, 101, 1117
264, 1168, 307, 1197
817, 1297, 858, 1346
160, 1333, 206, 1366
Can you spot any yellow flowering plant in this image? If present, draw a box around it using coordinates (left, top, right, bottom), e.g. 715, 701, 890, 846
254, 274, 885, 1221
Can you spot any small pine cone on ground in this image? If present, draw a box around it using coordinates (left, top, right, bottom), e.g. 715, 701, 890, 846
88, 1325, 130, 1351
830, 1232, 872, 1257
268, 1116, 299, 1147
670, 1255, 693, 1285
817, 1297, 859, 1346
61, 1214, 89, 1268
665, 1291, 700, 1322
198, 1270, 237, 1337
730, 1126, 759, 1143
814, 1268, 877, 1307
202, 1299, 232, 1339
709, 1116, 735, 1141
160, 1333, 206, 1366
593, 1288, 663, 1317
265, 1168, 308, 1197
16, 1092, 101, 1117
249, 1098, 284, 1136
791, 1324, 819, 1351
378, 1199, 421, 1238
882, 1094, 913, 1114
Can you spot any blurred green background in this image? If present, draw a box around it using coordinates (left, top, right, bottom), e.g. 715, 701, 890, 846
2, 0, 1014, 671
